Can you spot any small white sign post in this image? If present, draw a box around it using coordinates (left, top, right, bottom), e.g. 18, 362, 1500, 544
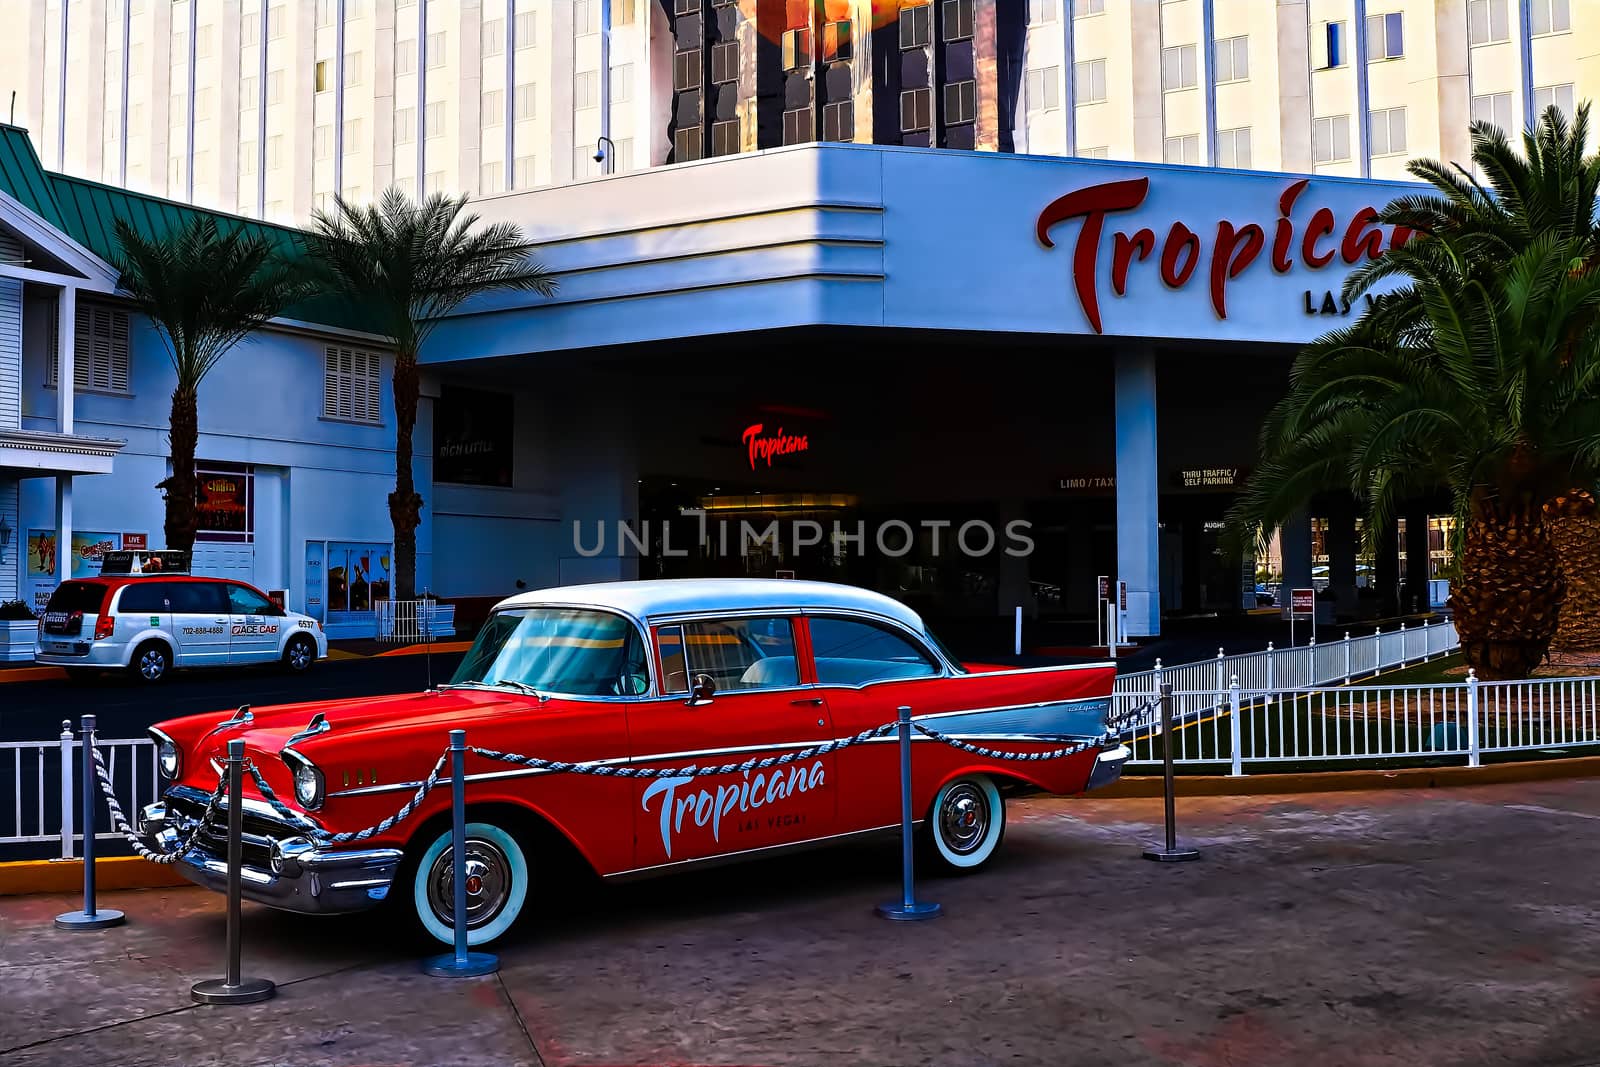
1289, 587, 1315, 647
1095, 575, 1109, 649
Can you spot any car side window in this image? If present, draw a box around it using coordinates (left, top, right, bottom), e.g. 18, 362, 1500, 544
679, 616, 799, 691
226, 583, 277, 615
117, 583, 170, 614
167, 583, 227, 615
808, 617, 940, 686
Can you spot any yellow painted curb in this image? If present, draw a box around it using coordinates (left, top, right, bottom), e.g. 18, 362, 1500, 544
0, 856, 188, 896
325, 648, 364, 660
375, 640, 473, 657
1091, 753, 1600, 798
0, 665, 67, 684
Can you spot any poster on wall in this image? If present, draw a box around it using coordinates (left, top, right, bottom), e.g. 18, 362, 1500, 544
324, 542, 392, 613
195, 464, 253, 541
434, 386, 514, 487
72, 532, 122, 577
304, 542, 325, 621
22, 530, 124, 613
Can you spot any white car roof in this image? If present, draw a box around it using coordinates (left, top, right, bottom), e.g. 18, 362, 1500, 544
494, 578, 929, 632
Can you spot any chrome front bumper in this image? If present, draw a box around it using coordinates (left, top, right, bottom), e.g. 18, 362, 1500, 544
140, 797, 402, 915
1085, 744, 1132, 791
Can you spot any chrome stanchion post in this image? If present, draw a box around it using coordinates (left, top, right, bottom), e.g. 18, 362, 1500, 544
1228, 675, 1244, 778
1143, 683, 1199, 863
192, 740, 275, 1004
876, 705, 940, 921
56, 715, 125, 930
424, 729, 499, 976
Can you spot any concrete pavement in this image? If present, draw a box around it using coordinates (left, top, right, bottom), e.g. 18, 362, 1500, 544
6, 780, 1600, 1066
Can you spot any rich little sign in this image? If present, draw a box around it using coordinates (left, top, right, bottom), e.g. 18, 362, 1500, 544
1035, 176, 1412, 334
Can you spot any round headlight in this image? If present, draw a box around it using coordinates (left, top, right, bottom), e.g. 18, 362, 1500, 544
292, 761, 324, 810
157, 739, 180, 779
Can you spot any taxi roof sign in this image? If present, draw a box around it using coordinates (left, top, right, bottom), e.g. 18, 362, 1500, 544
99, 549, 190, 576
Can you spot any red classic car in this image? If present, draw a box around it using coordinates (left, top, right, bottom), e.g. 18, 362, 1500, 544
141, 579, 1128, 946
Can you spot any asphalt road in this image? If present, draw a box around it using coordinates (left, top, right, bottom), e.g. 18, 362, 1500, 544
0, 651, 465, 743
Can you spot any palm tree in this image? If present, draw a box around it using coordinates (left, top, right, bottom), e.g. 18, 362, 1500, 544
113, 216, 313, 554
1346, 103, 1600, 652
306, 189, 556, 600
1232, 233, 1600, 680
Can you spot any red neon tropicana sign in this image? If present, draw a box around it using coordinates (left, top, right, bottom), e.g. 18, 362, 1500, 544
1034, 177, 1413, 333
743, 423, 809, 469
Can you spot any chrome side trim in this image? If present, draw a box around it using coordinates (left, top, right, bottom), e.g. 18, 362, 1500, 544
603, 822, 913, 881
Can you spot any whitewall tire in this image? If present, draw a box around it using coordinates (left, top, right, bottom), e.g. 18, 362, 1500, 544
410, 821, 529, 947
924, 775, 1006, 873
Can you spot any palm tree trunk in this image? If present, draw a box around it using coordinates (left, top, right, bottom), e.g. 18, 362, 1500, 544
389, 347, 424, 600
1547, 490, 1600, 651
1450, 497, 1565, 680
163, 385, 199, 554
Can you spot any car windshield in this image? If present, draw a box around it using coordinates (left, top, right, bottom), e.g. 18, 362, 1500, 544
449, 608, 649, 697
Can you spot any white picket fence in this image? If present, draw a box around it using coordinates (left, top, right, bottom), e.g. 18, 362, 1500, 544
0, 728, 156, 857
374, 599, 457, 643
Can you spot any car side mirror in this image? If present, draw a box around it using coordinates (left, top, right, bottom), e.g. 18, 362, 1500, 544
685, 673, 716, 707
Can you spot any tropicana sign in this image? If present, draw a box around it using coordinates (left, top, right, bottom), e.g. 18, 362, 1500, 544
1034, 176, 1413, 334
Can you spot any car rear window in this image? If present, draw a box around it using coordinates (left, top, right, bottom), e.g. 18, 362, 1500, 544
45, 582, 109, 614
117, 583, 170, 613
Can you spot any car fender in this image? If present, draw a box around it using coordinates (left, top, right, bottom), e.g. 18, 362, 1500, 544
120, 627, 176, 666
280, 616, 326, 658
927, 748, 1097, 805
402, 783, 606, 877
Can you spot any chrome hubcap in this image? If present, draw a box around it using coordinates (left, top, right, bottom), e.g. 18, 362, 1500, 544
426, 838, 512, 929
938, 783, 989, 854
140, 650, 165, 679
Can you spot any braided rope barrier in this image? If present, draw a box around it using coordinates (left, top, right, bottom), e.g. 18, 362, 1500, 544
467, 721, 902, 780
89, 740, 227, 865
910, 723, 1103, 762
244, 748, 452, 845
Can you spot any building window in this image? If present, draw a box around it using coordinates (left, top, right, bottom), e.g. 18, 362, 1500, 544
323, 346, 383, 423
482, 18, 505, 56
674, 127, 703, 161
426, 31, 447, 70
314, 125, 332, 160
574, 0, 600, 34
823, 20, 851, 62
194, 88, 213, 121
675, 0, 699, 14
240, 141, 257, 175
1320, 21, 1345, 68
712, 41, 738, 84
783, 29, 811, 70
1073, 0, 1103, 14
1216, 126, 1252, 168
514, 11, 536, 47
1467, 0, 1509, 44
1162, 133, 1200, 165
575, 70, 598, 109
1472, 91, 1514, 132
611, 64, 634, 103
1029, 0, 1058, 24
514, 83, 536, 120
1529, 0, 1570, 35
942, 0, 974, 41
611, 138, 634, 171
573, 147, 600, 180
266, 134, 282, 168
1081, 145, 1109, 159
674, 50, 699, 91
314, 60, 331, 93
482, 89, 504, 125
267, 5, 285, 39
513, 154, 536, 186
1312, 114, 1351, 162
1161, 44, 1197, 91
240, 75, 259, 109
823, 100, 854, 142
316, 0, 336, 26
345, 51, 363, 85
47, 303, 131, 394
1534, 83, 1576, 123
396, 39, 417, 76
1074, 58, 1106, 103
1365, 11, 1403, 60
712, 119, 739, 156
943, 79, 976, 125
900, 88, 931, 132
395, 107, 416, 144
241, 17, 258, 46
1214, 35, 1248, 83
1026, 66, 1060, 111
343, 118, 363, 149
195, 25, 212, 58
1369, 106, 1406, 156
899, 3, 931, 49
425, 101, 445, 137
783, 107, 811, 145
267, 69, 284, 104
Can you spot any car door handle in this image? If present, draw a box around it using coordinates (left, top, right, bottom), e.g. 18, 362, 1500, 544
790, 697, 824, 706
214, 618, 229, 624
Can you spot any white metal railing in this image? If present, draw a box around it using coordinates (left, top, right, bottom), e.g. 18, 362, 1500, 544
1112, 618, 1458, 733
1118, 673, 1600, 773
0, 726, 156, 856
374, 599, 457, 643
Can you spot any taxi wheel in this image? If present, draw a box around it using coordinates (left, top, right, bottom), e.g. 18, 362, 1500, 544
282, 635, 317, 674
128, 641, 172, 684
920, 775, 1006, 875
406, 820, 530, 948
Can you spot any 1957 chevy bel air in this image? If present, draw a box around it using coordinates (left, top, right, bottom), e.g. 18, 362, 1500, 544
141, 579, 1128, 946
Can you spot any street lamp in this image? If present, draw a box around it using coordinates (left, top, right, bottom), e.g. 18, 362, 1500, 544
594, 135, 615, 176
